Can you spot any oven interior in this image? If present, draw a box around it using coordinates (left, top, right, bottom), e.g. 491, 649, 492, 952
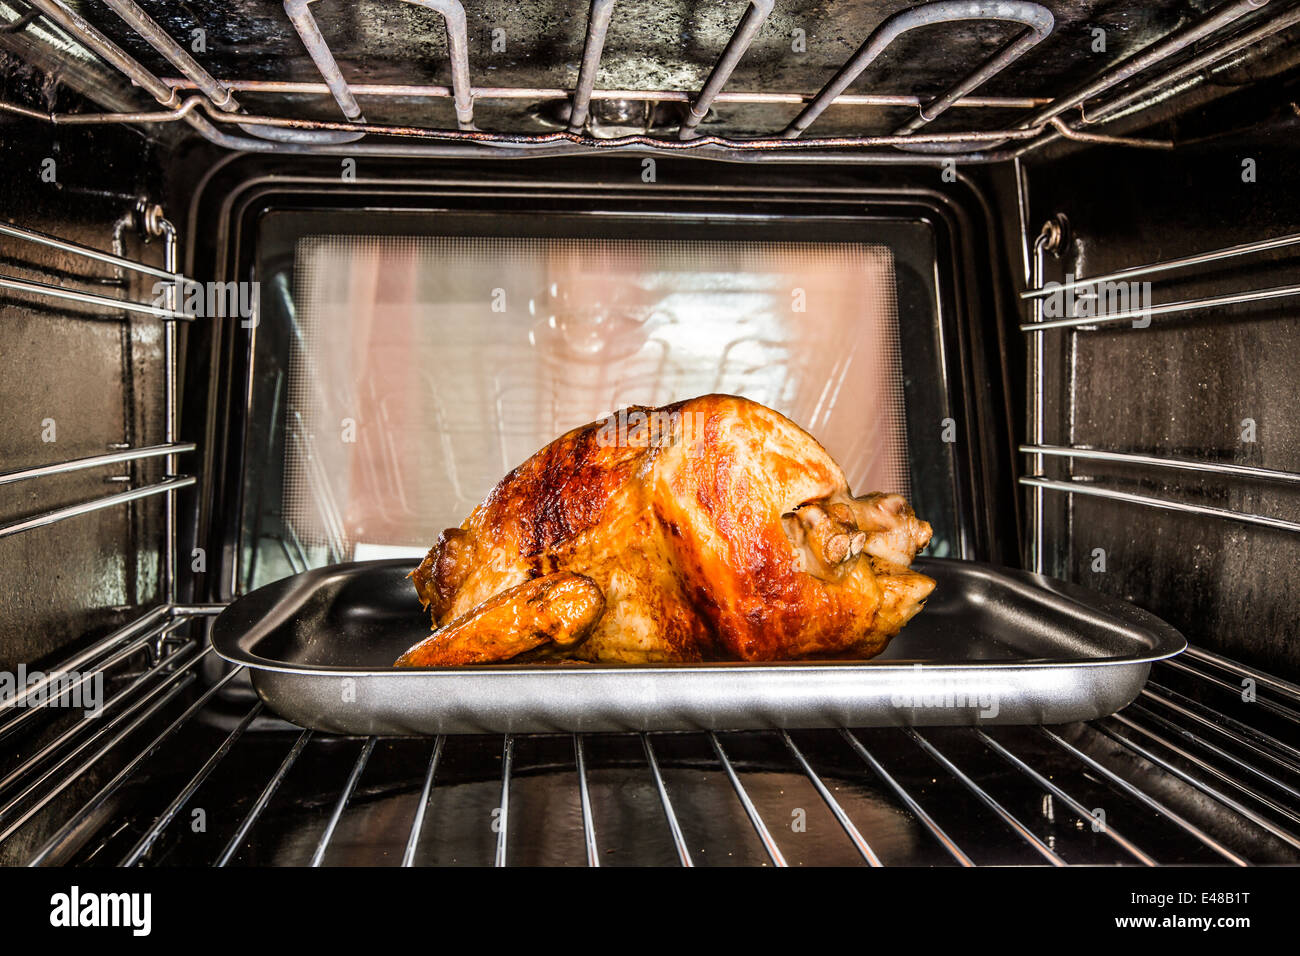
0, 0, 1298, 867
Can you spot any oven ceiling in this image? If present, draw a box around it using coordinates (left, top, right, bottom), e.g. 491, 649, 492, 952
2, 0, 1298, 149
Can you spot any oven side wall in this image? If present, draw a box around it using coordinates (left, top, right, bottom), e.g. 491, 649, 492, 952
1005, 130, 1300, 679
0, 116, 172, 674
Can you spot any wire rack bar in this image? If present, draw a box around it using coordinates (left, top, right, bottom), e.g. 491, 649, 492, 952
839, 729, 974, 866
1026, 227, 1051, 570
20, 648, 228, 863
0, 643, 203, 841
1018, 282, 1300, 332
0, 443, 196, 487
641, 734, 692, 867
0, 273, 191, 319
708, 732, 786, 866
285, 0, 474, 132
14, 90, 1041, 148
567, 0, 615, 133
1121, 703, 1300, 805
1040, 726, 1249, 866
1143, 682, 1300, 772
895, 4, 1055, 136
1020, 444, 1300, 485
282, 0, 362, 121
401, 735, 445, 867
0, 618, 184, 742
27, 657, 239, 865
409, 0, 472, 129
17, 0, 430, 154
1019, 232, 1300, 300
102, 0, 236, 112
1085, 4, 1300, 124
784, 1, 1053, 140
0, 220, 178, 280
1160, 658, 1300, 725
494, 734, 513, 867
0, 476, 197, 541
1098, 716, 1300, 850
120, 700, 264, 866
573, 734, 599, 867
778, 730, 881, 866
160, 77, 1050, 110
170, 603, 228, 618
975, 729, 1157, 865
0, 630, 189, 798
0, 601, 169, 719
908, 728, 1066, 865
1018, 0, 1268, 129
1183, 646, 1300, 702
310, 737, 376, 866
215, 728, 313, 867
1020, 476, 1300, 535
1, 681, 197, 849
157, 214, 180, 604
679, 0, 773, 139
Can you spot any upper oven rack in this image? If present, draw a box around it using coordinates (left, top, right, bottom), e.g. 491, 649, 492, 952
1, 0, 1297, 162
0, 217, 194, 603
1019, 227, 1300, 571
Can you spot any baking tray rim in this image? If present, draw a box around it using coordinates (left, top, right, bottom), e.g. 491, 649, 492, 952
210, 557, 1189, 677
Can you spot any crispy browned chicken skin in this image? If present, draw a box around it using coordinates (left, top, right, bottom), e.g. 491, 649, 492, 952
398, 394, 933, 666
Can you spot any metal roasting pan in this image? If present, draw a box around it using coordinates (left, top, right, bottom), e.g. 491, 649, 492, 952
210, 557, 1186, 734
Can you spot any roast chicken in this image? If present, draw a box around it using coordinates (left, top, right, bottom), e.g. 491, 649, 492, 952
397, 394, 934, 666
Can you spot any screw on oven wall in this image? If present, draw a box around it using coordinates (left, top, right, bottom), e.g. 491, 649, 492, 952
1240, 417, 1257, 442
40, 417, 56, 443
791, 808, 806, 833
1038, 215, 1068, 256
136, 201, 167, 238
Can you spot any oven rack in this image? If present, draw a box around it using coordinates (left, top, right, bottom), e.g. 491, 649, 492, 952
1020, 227, 1300, 570
0, 0, 1296, 161
0, 217, 193, 605
3, 624, 1298, 865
